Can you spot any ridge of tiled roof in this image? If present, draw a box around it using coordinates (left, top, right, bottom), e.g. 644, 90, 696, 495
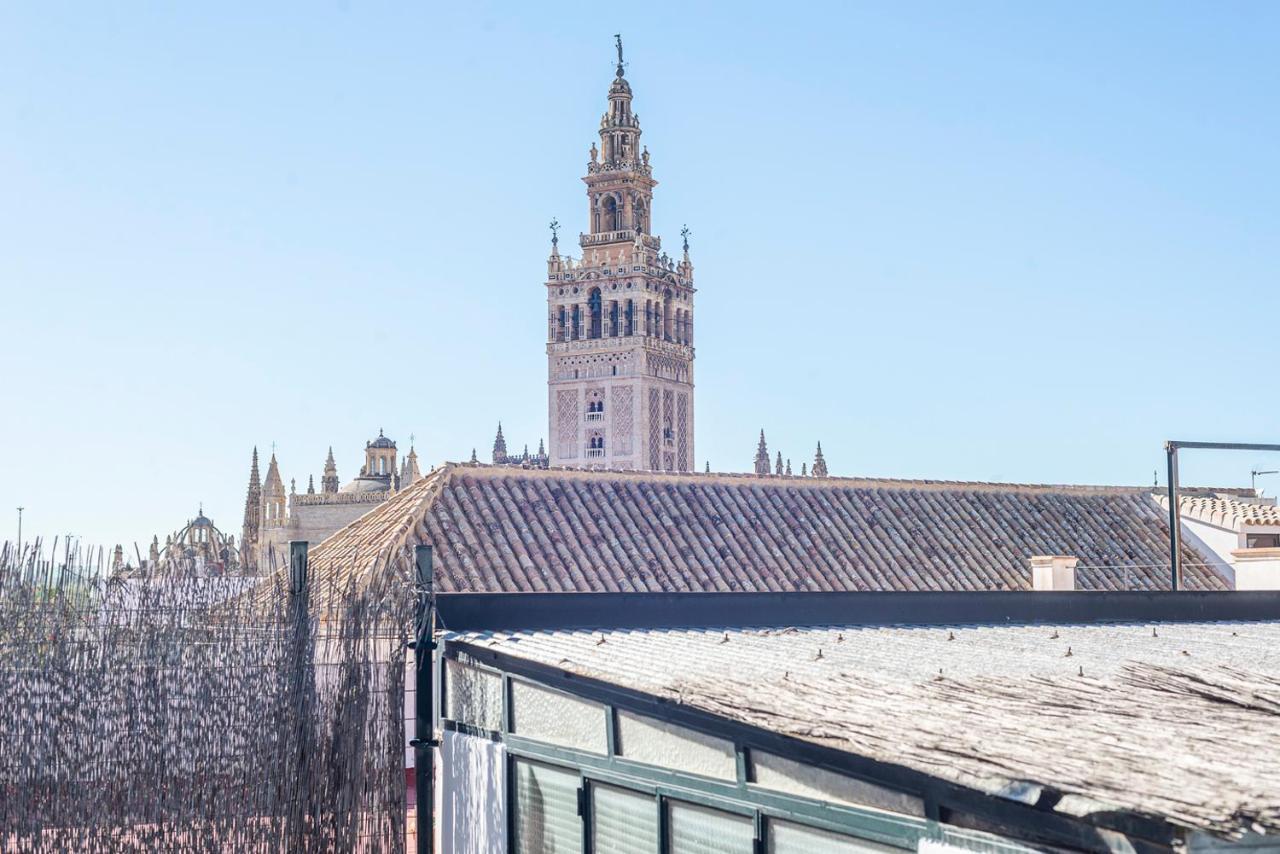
411, 461, 1253, 496
267, 462, 1229, 606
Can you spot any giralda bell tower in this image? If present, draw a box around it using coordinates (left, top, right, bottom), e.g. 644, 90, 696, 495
545, 37, 696, 472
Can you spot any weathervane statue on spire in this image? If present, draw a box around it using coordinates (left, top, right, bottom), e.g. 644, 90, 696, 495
681, 224, 691, 252
549, 217, 560, 247
614, 34, 625, 77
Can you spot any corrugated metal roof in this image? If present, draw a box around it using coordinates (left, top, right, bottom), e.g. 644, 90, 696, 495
286, 465, 1227, 604
448, 621, 1280, 838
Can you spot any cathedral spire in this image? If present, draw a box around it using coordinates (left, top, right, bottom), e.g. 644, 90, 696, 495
754, 431, 770, 475
322, 446, 339, 494
812, 441, 829, 478
240, 447, 262, 569
492, 422, 508, 464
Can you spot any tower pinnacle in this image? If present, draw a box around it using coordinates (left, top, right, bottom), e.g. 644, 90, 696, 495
614, 33, 625, 77
754, 431, 770, 476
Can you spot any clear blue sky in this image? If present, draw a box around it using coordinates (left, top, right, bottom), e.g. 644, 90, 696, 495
3, 2, 1278, 551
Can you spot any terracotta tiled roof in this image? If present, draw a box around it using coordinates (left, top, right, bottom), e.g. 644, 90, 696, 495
1156, 494, 1280, 529
281, 464, 1227, 600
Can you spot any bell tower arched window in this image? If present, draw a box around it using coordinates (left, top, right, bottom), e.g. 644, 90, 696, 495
588, 288, 603, 339
662, 289, 673, 342
602, 196, 618, 232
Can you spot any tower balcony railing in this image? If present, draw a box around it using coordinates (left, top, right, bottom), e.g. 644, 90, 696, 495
579, 231, 661, 250
585, 411, 604, 422
586, 447, 606, 459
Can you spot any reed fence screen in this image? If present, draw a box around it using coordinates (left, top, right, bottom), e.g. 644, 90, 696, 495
0, 540, 414, 852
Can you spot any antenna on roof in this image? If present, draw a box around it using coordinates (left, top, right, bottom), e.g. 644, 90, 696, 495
1252, 468, 1278, 495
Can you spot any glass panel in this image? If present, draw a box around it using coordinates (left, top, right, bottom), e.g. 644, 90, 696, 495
510, 679, 607, 754
512, 760, 582, 854
667, 801, 754, 854
444, 659, 503, 732
769, 819, 900, 853
591, 784, 658, 854
616, 710, 736, 780
752, 752, 924, 817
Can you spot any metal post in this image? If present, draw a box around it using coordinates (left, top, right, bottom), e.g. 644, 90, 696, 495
1165, 443, 1181, 591
287, 541, 312, 847
412, 545, 436, 854
16, 507, 22, 561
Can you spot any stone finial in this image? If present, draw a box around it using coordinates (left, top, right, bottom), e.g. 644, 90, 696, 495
801, 462, 808, 476
786, 459, 792, 476
307, 475, 315, 495
538, 438, 546, 458
470, 448, 478, 464
775, 452, 784, 476
754, 430, 770, 475
705, 461, 711, 473
812, 441, 829, 478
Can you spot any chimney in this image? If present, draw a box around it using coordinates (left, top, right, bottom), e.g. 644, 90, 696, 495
1030, 555, 1078, 591
1230, 548, 1280, 590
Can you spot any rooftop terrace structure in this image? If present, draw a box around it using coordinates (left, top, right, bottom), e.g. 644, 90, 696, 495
435, 590, 1280, 853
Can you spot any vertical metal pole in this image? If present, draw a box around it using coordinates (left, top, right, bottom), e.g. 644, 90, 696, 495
288, 541, 311, 847
16, 506, 22, 561
413, 545, 436, 854
1165, 443, 1181, 591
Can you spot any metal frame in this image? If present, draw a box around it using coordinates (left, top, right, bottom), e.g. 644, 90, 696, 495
442, 642, 1180, 854
1165, 440, 1280, 590
435, 589, 1280, 634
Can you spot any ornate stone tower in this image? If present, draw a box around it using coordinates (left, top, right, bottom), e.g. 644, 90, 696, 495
240, 447, 261, 567
546, 38, 695, 472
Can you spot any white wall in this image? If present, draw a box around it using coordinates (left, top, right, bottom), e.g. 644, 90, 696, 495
439, 730, 506, 854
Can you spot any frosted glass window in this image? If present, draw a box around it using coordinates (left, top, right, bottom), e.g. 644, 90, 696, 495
591, 784, 658, 854
616, 710, 736, 780
444, 659, 503, 732
667, 801, 754, 854
510, 679, 607, 754
512, 760, 582, 854
752, 752, 924, 817
769, 819, 900, 853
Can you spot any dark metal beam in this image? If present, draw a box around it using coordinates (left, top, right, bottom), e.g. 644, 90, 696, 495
1166, 443, 1181, 591
435, 590, 1280, 633
1166, 441, 1280, 452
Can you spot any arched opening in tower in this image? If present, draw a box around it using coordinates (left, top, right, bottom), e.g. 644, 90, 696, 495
588, 287, 603, 339
602, 196, 618, 232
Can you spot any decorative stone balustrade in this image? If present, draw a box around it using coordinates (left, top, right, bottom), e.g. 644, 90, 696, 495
293, 491, 389, 507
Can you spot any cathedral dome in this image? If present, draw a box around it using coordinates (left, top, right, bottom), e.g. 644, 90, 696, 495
368, 430, 396, 450
339, 474, 393, 494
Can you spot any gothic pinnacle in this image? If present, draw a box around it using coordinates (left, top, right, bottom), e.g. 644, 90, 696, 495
754, 430, 770, 476
812, 441, 829, 478
775, 452, 784, 476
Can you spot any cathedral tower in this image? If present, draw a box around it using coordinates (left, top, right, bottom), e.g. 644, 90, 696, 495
240, 447, 261, 567
546, 38, 695, 471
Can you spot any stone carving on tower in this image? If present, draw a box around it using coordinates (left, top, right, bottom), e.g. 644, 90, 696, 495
545, 37, 696, 472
